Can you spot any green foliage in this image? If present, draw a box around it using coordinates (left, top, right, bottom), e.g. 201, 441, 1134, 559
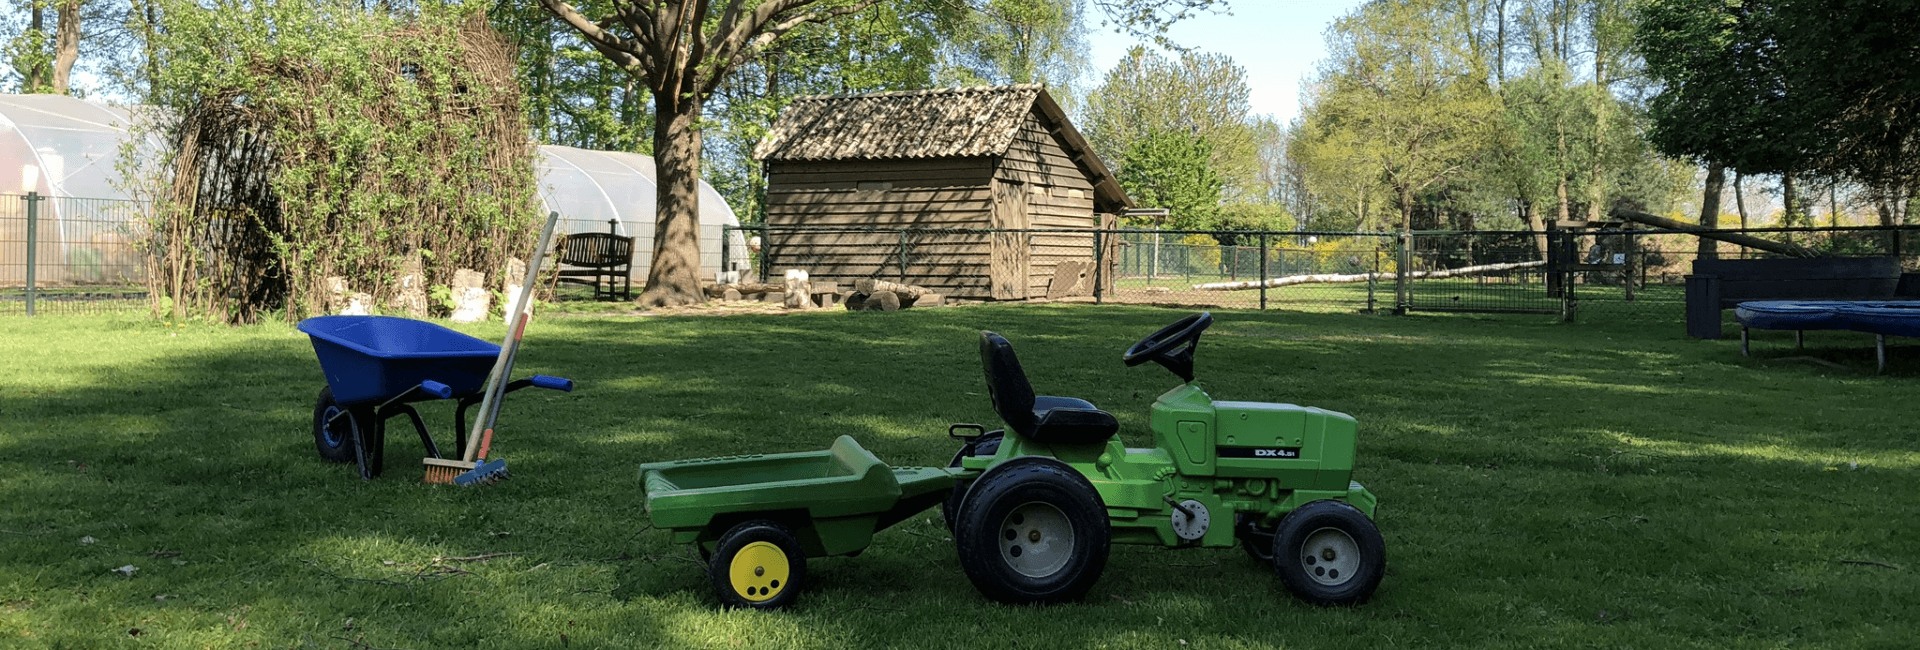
1116, 129, 1223, 228
1637, 0, 1920, 192
131, 0, 541, 323
1082, 46, 1261, 198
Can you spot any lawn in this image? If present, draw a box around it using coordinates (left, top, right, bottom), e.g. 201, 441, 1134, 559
2, 304, 1915, 649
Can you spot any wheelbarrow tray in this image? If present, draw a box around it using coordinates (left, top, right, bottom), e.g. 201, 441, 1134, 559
298, 316, 500, 407
641, 435, 961, 557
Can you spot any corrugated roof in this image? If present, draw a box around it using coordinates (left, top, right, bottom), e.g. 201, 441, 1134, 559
753, 85, 1045, 161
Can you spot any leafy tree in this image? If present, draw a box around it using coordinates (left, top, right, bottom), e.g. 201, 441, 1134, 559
1082, 46, 1259, 198
1115, 129, 1222, 229
1300, 0, 1499, 232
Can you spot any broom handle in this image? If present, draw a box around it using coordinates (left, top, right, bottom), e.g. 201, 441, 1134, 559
461, 211, 561, 463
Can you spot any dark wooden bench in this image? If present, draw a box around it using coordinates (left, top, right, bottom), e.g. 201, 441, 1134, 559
1685, 256, 1920, 338
555, 232, 634, 301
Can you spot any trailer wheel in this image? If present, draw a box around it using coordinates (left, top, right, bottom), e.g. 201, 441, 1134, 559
1270, 500, 1385, 606
955, 459, 1109, 604
311, 387, 359, 464
709, 520, 807, 610
941, 432, 1003, 533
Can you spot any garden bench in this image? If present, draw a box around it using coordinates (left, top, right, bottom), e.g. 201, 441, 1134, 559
555, 232, 634, 301
1684, 256, 1920, 339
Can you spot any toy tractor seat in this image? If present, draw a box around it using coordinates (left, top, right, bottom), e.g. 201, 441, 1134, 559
979, 331, 1118, 445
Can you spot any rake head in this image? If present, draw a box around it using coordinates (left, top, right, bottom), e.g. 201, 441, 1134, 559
454, 458, 510, 486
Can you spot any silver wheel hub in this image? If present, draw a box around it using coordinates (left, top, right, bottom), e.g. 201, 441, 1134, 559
999, 501, 1073, 578
1299, 527, 1360, 586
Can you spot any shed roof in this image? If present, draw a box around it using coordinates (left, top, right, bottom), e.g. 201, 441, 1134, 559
754, 84, 1132, 211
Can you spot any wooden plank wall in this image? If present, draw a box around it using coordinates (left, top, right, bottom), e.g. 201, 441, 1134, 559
997, 114, 1099, 297
765, 158, 998, 299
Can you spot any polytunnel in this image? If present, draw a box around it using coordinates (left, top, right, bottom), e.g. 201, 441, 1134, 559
1, 94, 748, 297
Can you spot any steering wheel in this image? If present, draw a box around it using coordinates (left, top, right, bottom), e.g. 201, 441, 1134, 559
1122, 312, 1213, 382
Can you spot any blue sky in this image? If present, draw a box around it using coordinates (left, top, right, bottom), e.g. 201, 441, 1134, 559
1082, 0, 1368, 125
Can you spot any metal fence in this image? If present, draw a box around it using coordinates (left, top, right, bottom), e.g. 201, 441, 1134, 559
735, 223, 1920, 321
1, 193, 151, 316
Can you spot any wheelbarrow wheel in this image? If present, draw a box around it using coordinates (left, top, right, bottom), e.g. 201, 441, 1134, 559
941, 431, 1003, 533
708, 520, 807, 610
954, 458, 1109, 605
1270, 500, 1385, 606
311, 387, 359, 464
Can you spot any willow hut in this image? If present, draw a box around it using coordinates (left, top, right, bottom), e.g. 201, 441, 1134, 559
753, 84, 1132, 301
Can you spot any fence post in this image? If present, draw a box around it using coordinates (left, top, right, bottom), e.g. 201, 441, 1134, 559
24, 192, 38, 317
898, 229, 910, 283
1258, 233, 1268, 310
719, 225, 732, 283
1151, 228, 1160, 284
757, 223, 771, 283
1395, 231, 1412, 315
1093, 228, 1105, 305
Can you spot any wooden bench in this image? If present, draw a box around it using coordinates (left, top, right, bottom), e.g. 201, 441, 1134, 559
555, 232, 634, 301
1685, 257, 1920, 338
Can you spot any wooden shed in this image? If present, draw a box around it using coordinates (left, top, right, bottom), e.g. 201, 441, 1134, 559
753, 84, 1132, 301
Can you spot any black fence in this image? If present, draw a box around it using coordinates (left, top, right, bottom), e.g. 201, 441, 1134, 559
732, 223, 1920, 321
1, 193, 150, 316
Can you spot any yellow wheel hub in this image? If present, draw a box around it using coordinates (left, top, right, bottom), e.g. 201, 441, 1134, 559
728, 541, 790, 602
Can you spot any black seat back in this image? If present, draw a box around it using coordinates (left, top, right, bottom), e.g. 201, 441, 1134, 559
979, 331, 1037, 435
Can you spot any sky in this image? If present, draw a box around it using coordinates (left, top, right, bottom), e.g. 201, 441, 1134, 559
1081, 0, 1369, 126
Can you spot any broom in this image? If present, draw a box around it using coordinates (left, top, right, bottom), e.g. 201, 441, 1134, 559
425, 211, 561, 485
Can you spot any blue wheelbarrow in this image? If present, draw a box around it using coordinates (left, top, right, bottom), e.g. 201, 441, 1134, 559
297, 315, 574, 480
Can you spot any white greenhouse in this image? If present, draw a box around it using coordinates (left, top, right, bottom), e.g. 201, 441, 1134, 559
1, 94, 747, 292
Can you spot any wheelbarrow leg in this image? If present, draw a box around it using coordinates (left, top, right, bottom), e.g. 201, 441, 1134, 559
351, 407, 377, 480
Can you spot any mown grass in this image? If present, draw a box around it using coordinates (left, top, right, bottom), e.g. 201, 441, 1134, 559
2, 304, 1915, 649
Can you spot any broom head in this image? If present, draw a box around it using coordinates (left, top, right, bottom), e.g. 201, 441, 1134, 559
423, 457, 474, 485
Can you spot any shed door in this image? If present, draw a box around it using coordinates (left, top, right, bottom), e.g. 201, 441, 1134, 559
991, 180, 1031, 300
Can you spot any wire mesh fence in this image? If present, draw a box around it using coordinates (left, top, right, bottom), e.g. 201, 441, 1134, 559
739, 223, 1920, 321
1, 193, 151, 316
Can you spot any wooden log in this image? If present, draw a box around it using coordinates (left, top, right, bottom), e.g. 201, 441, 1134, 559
703, 282, 786, 298
1193, 260, 1547, 291
854, 278, 933, 300
1609, 208, 1814, 257
866, 290, 902, 312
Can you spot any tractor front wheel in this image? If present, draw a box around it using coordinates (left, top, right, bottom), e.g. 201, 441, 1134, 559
954, 459, 1109, 605
708, 520, 808, 610
1270, 500, 1385, 606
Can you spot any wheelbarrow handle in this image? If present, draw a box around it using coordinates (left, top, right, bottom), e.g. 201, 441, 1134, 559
528, 375, 574, 393
419, 380, 454, 400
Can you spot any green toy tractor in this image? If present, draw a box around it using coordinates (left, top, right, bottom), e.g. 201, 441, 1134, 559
639, 312, 1385, 609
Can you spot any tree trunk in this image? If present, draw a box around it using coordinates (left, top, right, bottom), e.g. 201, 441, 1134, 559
639, 91, 707, 307
1782, 172, 1798, 227
23, 2, 47, 91
1519, 197, 1548, 260
52, 0, 79, 94
1734, 172, 1749, 230
1398, 184, 1413, 232
1555, 175, 1570, 224
1696, 163, 1724, 261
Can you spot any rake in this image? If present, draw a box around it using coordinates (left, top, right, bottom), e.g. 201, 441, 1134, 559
425, 211, 561, 486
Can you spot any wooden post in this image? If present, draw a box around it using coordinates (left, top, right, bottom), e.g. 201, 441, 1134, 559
1258, 233, 1268, 310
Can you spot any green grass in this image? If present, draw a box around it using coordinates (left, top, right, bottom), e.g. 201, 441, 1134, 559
2, 305, 1916, 649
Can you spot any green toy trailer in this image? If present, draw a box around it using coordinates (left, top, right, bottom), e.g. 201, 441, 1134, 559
639, 312, 1385, 610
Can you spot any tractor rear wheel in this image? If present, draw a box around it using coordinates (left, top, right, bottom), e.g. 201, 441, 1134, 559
708, 520, 808, 610
1270, 500, 1385, 606
941, 432, 1003, 532
954, 459, 1109, 605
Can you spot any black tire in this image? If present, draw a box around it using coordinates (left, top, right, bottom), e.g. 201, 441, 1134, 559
311, 387, 358, 464
708, 520, 808, 610
954, 459, 1109, 605
1270, 500, 1385, 606
941, 432, 1004, 532
1236, 513, 1275, 564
